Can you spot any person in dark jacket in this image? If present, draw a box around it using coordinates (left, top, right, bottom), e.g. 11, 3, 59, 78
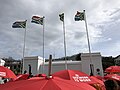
28, 64, 32, 75
104, 79, 119, 90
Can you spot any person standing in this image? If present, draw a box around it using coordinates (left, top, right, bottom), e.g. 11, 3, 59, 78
28, 64, 32, 75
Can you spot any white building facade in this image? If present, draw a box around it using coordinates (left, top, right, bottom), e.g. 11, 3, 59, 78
23, 52, 103, 76
23, 56, 44, 75
0, 59, 5, 66
81, 52, 104, 76
44, 61, 82, 75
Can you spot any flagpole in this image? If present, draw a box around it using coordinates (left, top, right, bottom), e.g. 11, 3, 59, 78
22, 20, 27, 74
83, 10, 94, 76
62, 18, 67, 70
42, 16, 45, 73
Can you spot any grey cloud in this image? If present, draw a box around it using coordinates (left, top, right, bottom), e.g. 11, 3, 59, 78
74, 31, 85, 39
0, 0, 120, 59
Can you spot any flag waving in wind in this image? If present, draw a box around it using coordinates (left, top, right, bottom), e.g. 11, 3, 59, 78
59, 13, 64, 22
12, 20, 27, 73
74, 11, 84, 21
74, 10, 94, 76
12, 20, 27, 28
31, 16, 44, 25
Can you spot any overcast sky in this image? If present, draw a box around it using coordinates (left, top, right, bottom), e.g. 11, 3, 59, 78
0, 0, 120, 59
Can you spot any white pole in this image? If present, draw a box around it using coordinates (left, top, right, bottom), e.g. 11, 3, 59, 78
62, 19, 67, 70
22, 21, 27, 74
42, 16, 45, 73
83, 10, 94, 76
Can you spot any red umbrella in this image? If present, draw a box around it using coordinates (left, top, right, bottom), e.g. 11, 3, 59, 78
105, 66, 120, 73
13, 74, 47, 81
0, 76, 96, 90
53, 69, 99, 84
90, 76, 106, 90
90, 76, 104, 85
14, 74, 29, 81
93, 75, 104, 81
0, 66, 17, 79
34, 73, 46, 77
104, 74, 120, 81
52, 70, 106, 90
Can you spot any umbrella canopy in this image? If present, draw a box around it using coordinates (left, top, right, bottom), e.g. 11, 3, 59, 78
90, 76, 104, 85
34, 74, 46, 77
105, 66, 120, 73
104, 74, 120, 81
93, 75, 104, 81
53, 69, 99, 84
52, 70, 106, 90
14, 74, 29, 81
0, 66, 17, 79
90, 76, 106, 90
0, 76, 96, 90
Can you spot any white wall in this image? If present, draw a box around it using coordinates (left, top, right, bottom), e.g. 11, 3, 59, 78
23, 53, 103, 76
24, 56, 43, 75
43, 61, 82, 75
81, 52, 104, 76
0, 59, 5, 66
